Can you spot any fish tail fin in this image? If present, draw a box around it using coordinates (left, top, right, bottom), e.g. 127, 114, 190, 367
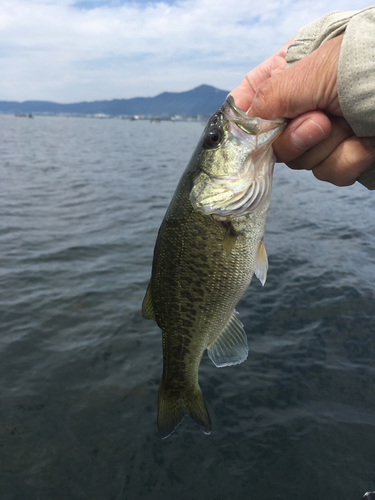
157, 382, 212, 439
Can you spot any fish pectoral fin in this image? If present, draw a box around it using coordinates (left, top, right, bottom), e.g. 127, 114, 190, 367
158, 382, 211, 439
223, 223, 238, 258
207, 311, 248, 367
254, 239, 268, 286
142, 282, 156, 321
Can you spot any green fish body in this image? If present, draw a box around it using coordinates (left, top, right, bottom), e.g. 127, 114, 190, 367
143, 97, 286, 438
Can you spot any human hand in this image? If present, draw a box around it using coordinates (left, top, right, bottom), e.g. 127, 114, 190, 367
231, 35, 375, 186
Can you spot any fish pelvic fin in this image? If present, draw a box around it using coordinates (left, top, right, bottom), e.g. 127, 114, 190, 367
142, 282, 156, 321
157, 382, 212, 439
223, 223, 238, 258
254, 239, 268, 286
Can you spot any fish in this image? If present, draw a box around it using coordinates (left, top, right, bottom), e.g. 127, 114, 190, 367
142, 96, 287, 439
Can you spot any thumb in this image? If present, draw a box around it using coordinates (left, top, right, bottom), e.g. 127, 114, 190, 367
248, 35, 343, 120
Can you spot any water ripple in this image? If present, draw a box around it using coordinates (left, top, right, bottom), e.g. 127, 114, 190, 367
0, 115, 374, 499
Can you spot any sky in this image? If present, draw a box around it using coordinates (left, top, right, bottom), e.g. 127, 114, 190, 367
0, 0, 372, 102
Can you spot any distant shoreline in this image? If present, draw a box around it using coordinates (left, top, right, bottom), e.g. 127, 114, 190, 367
3, 112, 208, 122
0, 84, 229, 119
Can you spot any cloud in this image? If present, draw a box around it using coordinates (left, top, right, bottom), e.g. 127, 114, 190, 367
0, 0, 370, 102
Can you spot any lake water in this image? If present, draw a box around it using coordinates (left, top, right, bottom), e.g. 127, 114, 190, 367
0, 114, 374, 500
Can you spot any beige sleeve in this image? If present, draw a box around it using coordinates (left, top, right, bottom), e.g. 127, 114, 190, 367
285, 7, 375, 190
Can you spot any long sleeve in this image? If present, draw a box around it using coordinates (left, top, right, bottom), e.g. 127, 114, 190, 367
284, 7, 375, 190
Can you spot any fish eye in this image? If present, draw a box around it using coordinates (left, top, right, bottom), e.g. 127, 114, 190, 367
204, 128, 223, 149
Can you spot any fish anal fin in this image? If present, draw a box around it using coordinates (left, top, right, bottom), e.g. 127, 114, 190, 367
158, 383, 211, 439
223, 223, 238, 258
142, 282, 156, 321
207, 311, 248, 367
254, 239, 268, 286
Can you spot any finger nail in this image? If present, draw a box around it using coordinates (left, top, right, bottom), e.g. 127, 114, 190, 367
291, 119, 328, 150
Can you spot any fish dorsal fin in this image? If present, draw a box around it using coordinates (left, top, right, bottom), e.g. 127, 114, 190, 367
254, 239, 268, 286
142, 282, 156, 321
207, 311, 248, 367
223, 223, 238, 258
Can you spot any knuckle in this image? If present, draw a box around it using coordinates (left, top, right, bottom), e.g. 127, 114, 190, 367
252, 79, 280, 118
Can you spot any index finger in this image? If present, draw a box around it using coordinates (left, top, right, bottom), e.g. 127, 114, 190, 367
230, 38, 293, 112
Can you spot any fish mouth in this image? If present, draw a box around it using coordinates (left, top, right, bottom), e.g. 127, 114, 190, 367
223, 95, 285, 138
190, 96, 286, 218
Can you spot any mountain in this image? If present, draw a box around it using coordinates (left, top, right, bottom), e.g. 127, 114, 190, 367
0, 85, 229, 117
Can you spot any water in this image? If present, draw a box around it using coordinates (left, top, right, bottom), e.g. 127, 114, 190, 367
0, 114, 374, 500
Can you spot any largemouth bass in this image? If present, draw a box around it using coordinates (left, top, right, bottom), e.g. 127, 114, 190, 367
142, 96, 286, 439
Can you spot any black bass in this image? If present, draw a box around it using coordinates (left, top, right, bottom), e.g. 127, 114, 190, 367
142, 96, 286, 439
